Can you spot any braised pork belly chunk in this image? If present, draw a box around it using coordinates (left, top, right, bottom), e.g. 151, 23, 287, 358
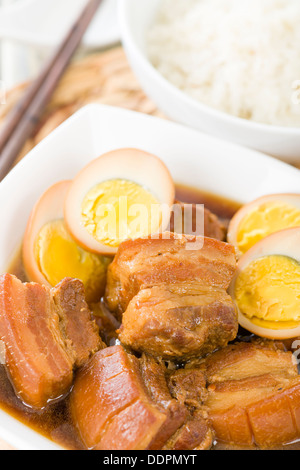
120, 284, 237, 360
105, 233, 238, 360
105, 232, 236, 316
71, 346, 182, 450
0, 274, 103, 409
204, 341, 300, 448
52, 278, 102, 368
71, 345, 214, 450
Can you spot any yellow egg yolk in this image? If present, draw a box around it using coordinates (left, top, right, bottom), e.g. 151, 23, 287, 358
236, 202, 300, 255
234, 255, 300, 330
35, 220, 109, 303
81, 179, 162, 247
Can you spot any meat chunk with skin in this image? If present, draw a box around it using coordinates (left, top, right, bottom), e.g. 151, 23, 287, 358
105, 232, 236, 319
52, 278, 103, 367
119, 284, 237, 360
0, 274, 102, 409
71, 346, 213, 450
204, 340, 294, 383
106, 233, 238, 360
71, 346, 183, 450
204, 341, 300, 448
0, 274, 72, 409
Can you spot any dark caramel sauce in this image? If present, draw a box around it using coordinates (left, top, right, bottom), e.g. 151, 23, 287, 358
1, 185, 299, 450
175, 184, 241, 222
0, 368, 83, 450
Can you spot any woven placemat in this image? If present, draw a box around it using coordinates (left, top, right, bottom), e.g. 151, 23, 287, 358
0, 46, 165, 166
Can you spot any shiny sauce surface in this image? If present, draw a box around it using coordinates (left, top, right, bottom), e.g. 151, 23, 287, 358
1, 185, 298, 450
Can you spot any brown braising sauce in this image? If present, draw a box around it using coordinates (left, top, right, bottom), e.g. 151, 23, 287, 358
175, 184, 241, 222
1, 185, 298, 450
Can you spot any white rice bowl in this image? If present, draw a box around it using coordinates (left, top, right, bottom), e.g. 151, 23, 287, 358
147, 0, 300, 127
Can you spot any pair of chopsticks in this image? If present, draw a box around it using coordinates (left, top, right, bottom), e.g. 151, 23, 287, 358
0, 0, 103, 181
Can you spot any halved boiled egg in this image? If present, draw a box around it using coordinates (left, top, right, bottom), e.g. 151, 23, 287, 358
64, 149, 175, 255
229, 227, 300, 339
23, 181, 110, 303
227, 194, 300, 257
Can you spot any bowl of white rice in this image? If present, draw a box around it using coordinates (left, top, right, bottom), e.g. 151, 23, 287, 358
119, 0, 300, 163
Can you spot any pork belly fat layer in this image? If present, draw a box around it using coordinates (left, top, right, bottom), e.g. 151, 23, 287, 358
205, 342, 300, 448
71, 346, 169, 450
0, 274, 73, 408
105, 232, 237, 317
0, 274, 102, 409
205, 341, 298, 383
71, 346, 213, 450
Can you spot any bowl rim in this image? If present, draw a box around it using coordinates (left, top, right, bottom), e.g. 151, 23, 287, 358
118, 0, 300, 136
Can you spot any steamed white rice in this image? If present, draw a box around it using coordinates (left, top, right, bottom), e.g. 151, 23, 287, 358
147, 0, 300, 127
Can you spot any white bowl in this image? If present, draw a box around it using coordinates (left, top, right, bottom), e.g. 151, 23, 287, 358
0, 0, 120, 49
0, 0, 120, 86
119, 0, 300, 164
0, 103, 300, 449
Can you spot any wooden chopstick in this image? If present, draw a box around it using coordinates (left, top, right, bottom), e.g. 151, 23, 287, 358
0, 0, 103, 181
